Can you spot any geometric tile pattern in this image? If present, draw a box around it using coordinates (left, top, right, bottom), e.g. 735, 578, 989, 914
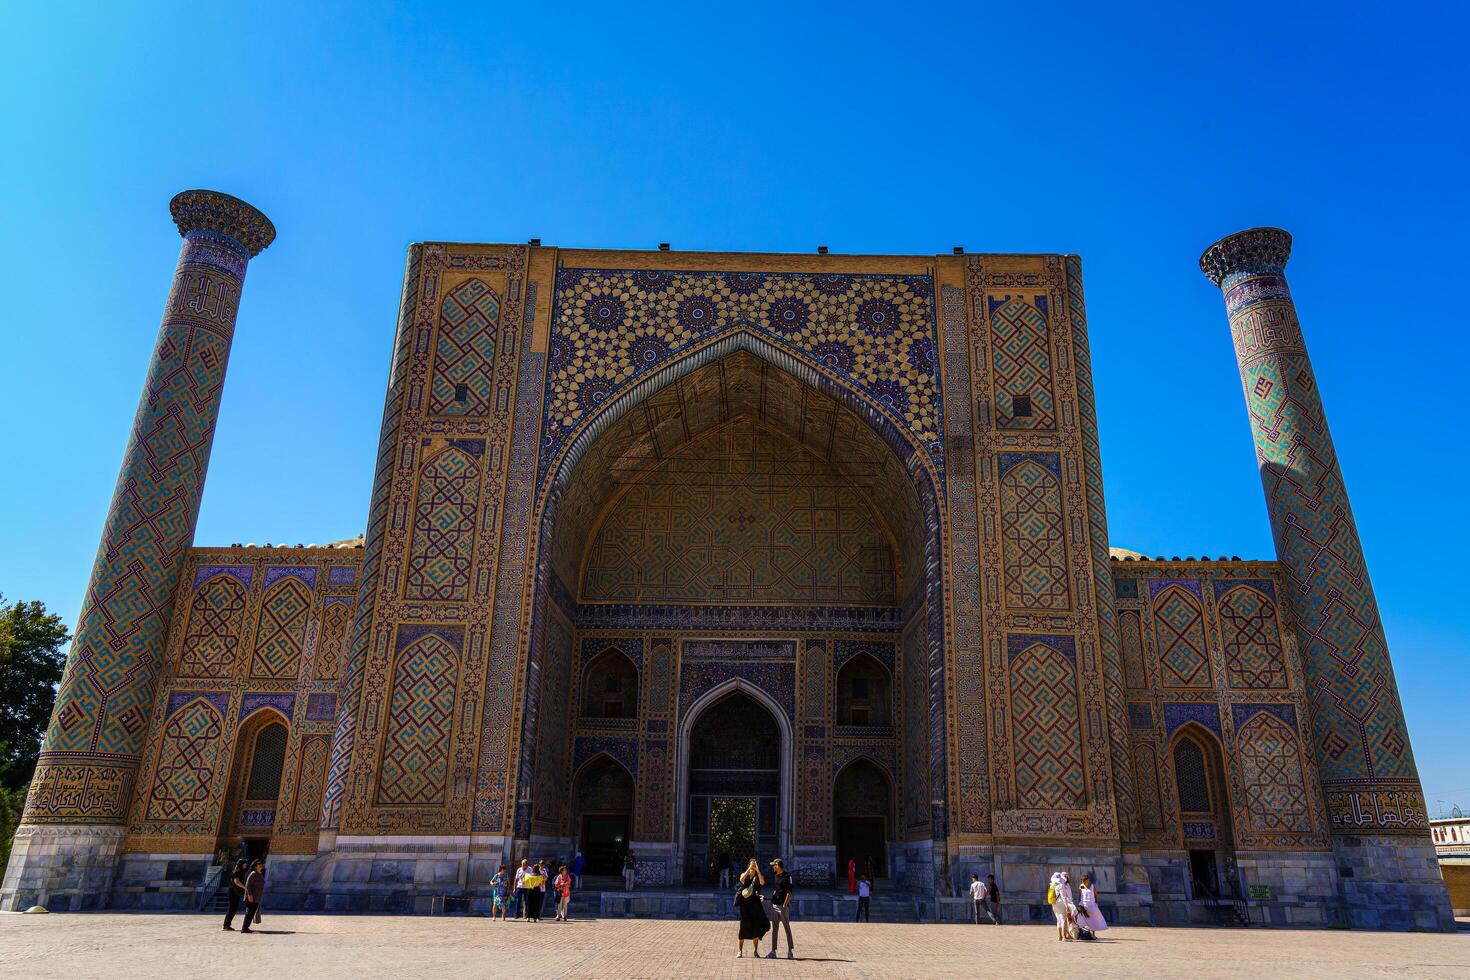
997, 454, 1069, 609
144, 696, 226, 822
177, 574, 249, 677
377, 631, 460, 806
1132, 743, 1164, 829
403, 444, 482, 602
581, 420, 895, 605
1235, 710, 1311, 834
541, 267, 942, 484
1153, 586, 1212, 688
988, 295, 1055, 429
291, 735, 330, 824
1119, 610, 1147, 688
1216, 585, 1288, 689
1204, 230, 1425, 833
429, 278, 499, 416
314, 599, 352, 682
249, 578, 311, 679
1008, 637, 1085, 810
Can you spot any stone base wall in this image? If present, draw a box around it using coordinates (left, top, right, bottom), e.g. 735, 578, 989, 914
0, 824, 127, 912
1334, 835, 1454, 931
110, 852, 214, 911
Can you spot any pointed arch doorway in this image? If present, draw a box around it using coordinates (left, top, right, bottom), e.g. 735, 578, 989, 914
677, 681, 791, 883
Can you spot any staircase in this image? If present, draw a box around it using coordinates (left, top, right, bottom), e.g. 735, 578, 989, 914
198, 865, 229, 913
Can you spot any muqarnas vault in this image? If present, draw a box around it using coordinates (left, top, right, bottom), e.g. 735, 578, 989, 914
0, 191, 1450, 930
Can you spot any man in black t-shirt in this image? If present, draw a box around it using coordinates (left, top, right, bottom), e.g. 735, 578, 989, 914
765, 858, 795, 959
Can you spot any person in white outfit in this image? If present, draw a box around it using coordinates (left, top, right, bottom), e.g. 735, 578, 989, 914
1050, 871, 1076, 941
1075, 873, 1109, 938
968, 874, 995, 924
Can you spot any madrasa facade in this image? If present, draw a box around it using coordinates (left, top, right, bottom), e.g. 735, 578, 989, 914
0, 190, 1452, 930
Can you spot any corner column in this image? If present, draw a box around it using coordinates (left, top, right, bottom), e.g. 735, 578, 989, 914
1, 191, 273, 911
1200, 227, 1451, 930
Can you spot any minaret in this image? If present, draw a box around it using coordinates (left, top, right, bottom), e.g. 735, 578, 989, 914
1200, 227, 1451, 930
0, 191, 273, 911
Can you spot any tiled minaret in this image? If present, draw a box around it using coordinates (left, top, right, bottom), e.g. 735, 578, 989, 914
0, 191, 274, 911
1200, 227, 1451, 930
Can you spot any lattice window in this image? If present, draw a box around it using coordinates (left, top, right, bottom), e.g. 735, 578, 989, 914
246, 722, 289, 801
1174, 739, 1211, 813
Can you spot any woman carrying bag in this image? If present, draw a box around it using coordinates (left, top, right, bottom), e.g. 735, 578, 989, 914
733, 858, 769, 958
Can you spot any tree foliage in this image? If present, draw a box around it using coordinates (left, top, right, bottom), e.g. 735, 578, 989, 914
0, 594, 70, 791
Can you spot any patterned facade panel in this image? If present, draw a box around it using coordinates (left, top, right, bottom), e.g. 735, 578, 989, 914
1152, 585, 1212, 688
1216, 583, 1289, 690
1119, 609, 1147, 689
987, 294, 1055, 429
376, 628, 462, 806
1007, 637, 1085, 810
429, 277, 500, 416
314, 598, 353, 682
997, 454, 1069, 610
144, 696, 227, 822
248, 578, 311, 680
177, 574, 249, 677
1235, 710, 1312, 835
291, 735, 330, 824
540, 267, 942, 484
403, 441, 484, 602
1132, 743, 1164, 830
531, 609, 574, 832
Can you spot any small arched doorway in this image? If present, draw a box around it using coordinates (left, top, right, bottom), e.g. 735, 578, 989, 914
217, 711, 290, 860
680, 686, 787, 882
571, 755, 635, 875
835, 653, 893, 727
1170, 726, 1236, 898
834, 758, 893, 880
580, 648, 639, 720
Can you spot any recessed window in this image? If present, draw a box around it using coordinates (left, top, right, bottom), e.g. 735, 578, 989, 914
1013, 393, 1032, 418
603, 698, 624, 719
605, 675, 621, 693
852, 677, 870, 699
850, 706, 870, 726
455, 383, 469, 403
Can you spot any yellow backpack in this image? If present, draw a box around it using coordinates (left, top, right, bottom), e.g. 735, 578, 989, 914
1046, 884, 1056, 905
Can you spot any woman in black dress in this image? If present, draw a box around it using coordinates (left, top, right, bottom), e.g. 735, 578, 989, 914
734, 858, 769, 957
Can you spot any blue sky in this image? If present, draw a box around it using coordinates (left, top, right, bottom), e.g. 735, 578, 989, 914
1, 2, 1465, 811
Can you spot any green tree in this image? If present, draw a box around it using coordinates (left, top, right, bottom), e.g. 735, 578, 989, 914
0, 782, 21, 875
0, 595, 70, 790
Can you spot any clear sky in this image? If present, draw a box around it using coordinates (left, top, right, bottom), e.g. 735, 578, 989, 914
1, 2, 1465, 811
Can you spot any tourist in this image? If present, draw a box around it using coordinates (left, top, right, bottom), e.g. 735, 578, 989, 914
222, 858, 249, 931
986, 874, 1002, 924
513, 859, 529, 918
554, 864, 573, 921
1049, 871, 1075, 942
489, 865, 509, 920
239, 860, 265, 934
847, 857, 857, 894
734, 858, 769, 958
764, 857, 795, 959
855, 874, 871, 922
523, 863, 547, 922
622, 851, 637, 892
968, 873, 992, 925
718, 852, 732, 889
572, 851, 586, 889
1075, 874, 1108, 939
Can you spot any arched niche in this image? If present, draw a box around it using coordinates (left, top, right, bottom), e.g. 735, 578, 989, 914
580, 648, 640, 720
835, 653, 893, 727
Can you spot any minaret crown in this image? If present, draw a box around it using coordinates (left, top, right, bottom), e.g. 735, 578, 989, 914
1199, 226, 1292, 287
169, 189, 276, 258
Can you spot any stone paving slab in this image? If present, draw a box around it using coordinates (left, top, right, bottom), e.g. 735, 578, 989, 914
1, 913, 1467, 979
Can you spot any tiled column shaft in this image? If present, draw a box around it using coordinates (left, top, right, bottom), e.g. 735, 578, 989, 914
23, 191, 274, 825
1201, 227, 1450, 930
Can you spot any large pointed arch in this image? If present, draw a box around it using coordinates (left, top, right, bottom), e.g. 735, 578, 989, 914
512, 329, 953, 861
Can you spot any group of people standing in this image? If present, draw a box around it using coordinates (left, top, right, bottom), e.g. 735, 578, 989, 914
221, 859, 266, 933
489, 860, 575, 922
966, 873, 1003, 924
1048, 871, 1109, 941
733, 857, 796, 959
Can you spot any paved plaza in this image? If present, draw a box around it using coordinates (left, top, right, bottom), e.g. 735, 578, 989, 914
1, 913, 1467, 979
